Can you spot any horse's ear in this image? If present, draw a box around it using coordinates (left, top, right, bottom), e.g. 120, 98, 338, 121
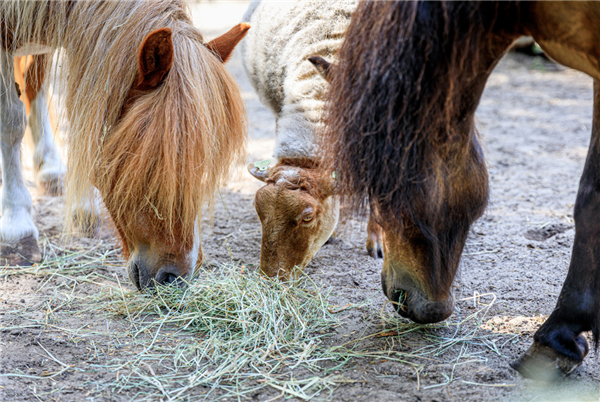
206, 23, 251, 63
308, 56, 333, 82
135, 28, 174, 91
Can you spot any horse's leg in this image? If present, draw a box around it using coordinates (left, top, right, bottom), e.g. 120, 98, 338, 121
71, 187, 102, 237
15, 55, 65, 195
0, 52, 41, 265
512, 80, 600, 381
366, 211, 384, 259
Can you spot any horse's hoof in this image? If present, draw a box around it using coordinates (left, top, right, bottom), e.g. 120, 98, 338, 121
71, 191, 103, 237
510, 336, 589, 381
36, 170, 65, 196
0, 235, 42, 266
366, 214, 384, 259
72, 211, 100, 237
325, 233, 338, 245
366, 237, 384, 259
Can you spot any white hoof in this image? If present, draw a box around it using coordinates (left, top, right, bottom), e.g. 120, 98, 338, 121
35, 165, 65, 196
71, 189, 103, 237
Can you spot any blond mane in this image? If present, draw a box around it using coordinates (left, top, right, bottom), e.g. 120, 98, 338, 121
1, 1, 247, 245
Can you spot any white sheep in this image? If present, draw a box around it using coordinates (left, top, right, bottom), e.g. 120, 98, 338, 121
242, 0, 383, 280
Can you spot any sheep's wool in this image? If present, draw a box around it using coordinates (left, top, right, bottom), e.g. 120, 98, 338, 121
242, 0, 358, 160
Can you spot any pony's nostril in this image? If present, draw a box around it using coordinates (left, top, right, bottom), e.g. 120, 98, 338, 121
128, 262, 141, 290
395, 289, 408, 313
155, 269, 183, 287
165, 273, 177, 284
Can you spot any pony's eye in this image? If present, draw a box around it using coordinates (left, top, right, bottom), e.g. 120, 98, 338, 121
302, 214, 314, 223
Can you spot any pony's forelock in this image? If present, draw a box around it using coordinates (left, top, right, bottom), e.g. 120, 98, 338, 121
322, 1, 508, 220
96, 35, 246, 245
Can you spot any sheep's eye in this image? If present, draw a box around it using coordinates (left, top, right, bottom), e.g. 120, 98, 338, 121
302, 215, 314, 223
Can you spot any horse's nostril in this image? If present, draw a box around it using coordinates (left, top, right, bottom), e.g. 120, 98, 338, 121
395, 289, 408, 312
165, 273, 177, 284
128, 262, 141, 290
155, 268, 183, 287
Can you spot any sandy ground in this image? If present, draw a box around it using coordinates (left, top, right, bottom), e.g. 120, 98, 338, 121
2, 2, 600, 401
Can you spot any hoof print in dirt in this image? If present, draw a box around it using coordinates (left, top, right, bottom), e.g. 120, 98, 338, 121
510, 336, 588, 381
0, 235, 42, 266
523, 223, 572, 241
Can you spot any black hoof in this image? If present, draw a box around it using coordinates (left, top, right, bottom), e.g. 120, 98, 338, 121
366, 241, 383, 259
325, 234, 339, 245
511, 335, 588, 381
0, 235, 42, 266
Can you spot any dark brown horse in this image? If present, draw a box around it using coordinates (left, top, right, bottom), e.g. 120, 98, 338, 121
323, 1, 600, 381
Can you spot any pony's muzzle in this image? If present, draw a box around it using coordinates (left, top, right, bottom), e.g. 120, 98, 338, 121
128, 260, 145, 290
383, 279, 454, 324
154, 267, 186, 287
127, 260, 186, 291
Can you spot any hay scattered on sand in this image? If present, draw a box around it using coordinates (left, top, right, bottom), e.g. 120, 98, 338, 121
1, 238, 523, 400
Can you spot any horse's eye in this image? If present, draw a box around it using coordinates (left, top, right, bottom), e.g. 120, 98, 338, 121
302, 214, 314, 223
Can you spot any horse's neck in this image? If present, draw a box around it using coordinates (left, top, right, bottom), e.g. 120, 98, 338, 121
442, 25, 523, 163
450, 31, 521, 139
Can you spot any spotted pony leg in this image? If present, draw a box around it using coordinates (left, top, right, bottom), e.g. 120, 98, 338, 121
14, 55, 65, 196
0, 52, 41, 265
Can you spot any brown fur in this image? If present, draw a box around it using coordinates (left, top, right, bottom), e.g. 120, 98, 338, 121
2, 1, 247, 263
321, 1, 521, 303
207, 23, 251, 63
322, 0, 600, 373
249, 158, 338, 279
13, 55, 46, 114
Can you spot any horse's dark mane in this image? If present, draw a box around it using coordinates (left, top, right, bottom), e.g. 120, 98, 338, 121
323, 1, 519, 293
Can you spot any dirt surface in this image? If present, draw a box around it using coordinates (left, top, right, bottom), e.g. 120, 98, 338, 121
2, 2, 600, 401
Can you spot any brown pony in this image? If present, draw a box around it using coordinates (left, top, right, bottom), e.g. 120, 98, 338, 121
323, 1, 600, 381
1, 1, 248, 290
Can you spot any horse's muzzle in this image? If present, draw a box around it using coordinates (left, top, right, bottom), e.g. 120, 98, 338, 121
383, 280, 454, 324
128, 260, 186, 291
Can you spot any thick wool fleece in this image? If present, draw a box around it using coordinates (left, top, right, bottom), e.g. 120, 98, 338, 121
242, 0, 357, 160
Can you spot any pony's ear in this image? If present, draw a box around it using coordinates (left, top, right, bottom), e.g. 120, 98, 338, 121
308, 56, 333, 82
135, 28, 174, 91
206, 23, 251, 63
247, 162, 271, 182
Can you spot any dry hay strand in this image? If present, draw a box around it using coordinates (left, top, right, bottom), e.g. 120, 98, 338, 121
83, 263, 351, 400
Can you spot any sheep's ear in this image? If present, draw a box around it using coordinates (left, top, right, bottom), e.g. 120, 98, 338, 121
247, 159, 272, 182
319, 170, 338, 196
207, 23, 251, 63
308, 56, 333, 82
136, 28, 173, 91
